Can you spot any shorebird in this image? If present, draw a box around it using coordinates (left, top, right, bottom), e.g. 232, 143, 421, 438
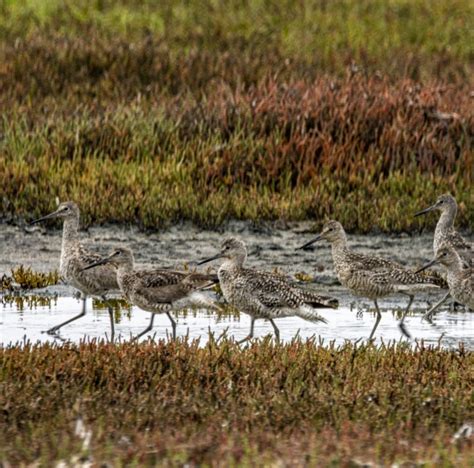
82, 247, 218, 340
415, 193, 473, 318
416, 244, 473, 315
31, 201, 119, 340
296, 220, 446, 340
197, 237, 338, 343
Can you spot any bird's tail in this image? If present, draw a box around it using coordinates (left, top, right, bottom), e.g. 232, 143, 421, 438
412, 269, 447, 288
295, 305, 328, 324
184, 291, 220, 310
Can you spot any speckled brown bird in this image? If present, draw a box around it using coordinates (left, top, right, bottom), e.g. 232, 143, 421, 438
31, 201, 119, 340
415, 193, 473, 318
198, 237, 338, 343
297, 220, 446, 340
416, 244, 473, 319
82, 247, 218, 340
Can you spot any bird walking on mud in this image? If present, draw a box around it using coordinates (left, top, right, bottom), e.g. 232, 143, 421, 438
82, 247, 218, 340
197, 237, 338, 343
297, 220, 446, 340
416, 244, 473, 315
31, 201, 119, 340
415, 193, 473, 320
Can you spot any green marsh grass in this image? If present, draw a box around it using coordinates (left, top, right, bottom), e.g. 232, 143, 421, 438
1, 0, 473, 231
0, 339, 472, 465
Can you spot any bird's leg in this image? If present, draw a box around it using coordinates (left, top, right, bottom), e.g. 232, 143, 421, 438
101, 296, 115, 343
237, 317, 255, 344
422, 292, 450, 323
166, 312, 177, 340
45, 295, 87, 335
398, 293, 414, 339
133, 314, 155, 341
368, 299, 382, 341
269, 318, 280, 343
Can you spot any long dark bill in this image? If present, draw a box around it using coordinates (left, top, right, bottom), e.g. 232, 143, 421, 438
80, 258, 110, 273
196, 253, 223, 266
414, 204, 436, 217
30, 209, 62, 225
414, 258, 439, 274
295, 234, 322, 251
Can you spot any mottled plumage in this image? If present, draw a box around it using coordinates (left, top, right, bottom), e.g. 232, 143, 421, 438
31, 201, 118, 339
83, 247, 218, 340
297, 220, 444, 339
198, 238, 337, 343
417, 244, 473, 314
415, 194, 473, 266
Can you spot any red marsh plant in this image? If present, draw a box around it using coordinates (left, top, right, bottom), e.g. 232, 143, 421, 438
0, 339, 472, 465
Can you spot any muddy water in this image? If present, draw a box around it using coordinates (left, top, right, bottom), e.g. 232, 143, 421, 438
1, 222, 473, 348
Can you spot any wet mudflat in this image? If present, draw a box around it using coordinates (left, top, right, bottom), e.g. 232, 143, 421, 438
1, 222, 472, 348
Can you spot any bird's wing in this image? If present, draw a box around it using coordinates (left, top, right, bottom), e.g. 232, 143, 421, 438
449, 231, 472, 251
242, 269, 302, 308
134, 269, 187, 288
136, 283, 188, 305
348, 251, 402, 271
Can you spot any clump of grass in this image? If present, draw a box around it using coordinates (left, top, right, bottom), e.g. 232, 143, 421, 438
0, 266, 60, 291
0, 339, 472, 465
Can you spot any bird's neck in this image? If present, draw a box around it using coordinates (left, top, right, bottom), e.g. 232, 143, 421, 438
220, 255, 245, 272
330, 238, 350, 270
436, 207, 456, 235
116, 263, 134, 289
61, 217, 80, 251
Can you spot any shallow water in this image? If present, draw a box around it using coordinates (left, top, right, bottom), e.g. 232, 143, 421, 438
1, 222, 472, 348
1, 295, 473, 349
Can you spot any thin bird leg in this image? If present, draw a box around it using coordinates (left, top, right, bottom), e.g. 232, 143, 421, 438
45, 296, 87, 335
368, 299, 382, 341
269, 318, 280, 343
166, 311, 177, 340
398, 294, 414, 339
238, 316, 255, 344
133, 314, 156, 341
101, 296, 115, 343
422, 292, 450, 323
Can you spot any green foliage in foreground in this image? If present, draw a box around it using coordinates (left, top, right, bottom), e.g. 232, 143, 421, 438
0, 339, 472, 465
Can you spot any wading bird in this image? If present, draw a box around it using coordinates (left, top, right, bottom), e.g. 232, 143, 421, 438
197, 237, 337, 343
297, 220, 446, 339
31, 201, 118, 340
415, 193, 473, 319
82, 247, 218, 340
416, 244, 473, 315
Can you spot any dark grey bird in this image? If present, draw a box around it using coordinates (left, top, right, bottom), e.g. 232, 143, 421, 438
415, 193, 473, 318
297, 220, 446, 340
416, 244, 473, 318
197, 237, 338, 344
82, 247, 218, 340
31, 201, 119, 340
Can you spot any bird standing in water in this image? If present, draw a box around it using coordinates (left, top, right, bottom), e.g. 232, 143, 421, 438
198, 237, 338, 343
31, 201, 119, 340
